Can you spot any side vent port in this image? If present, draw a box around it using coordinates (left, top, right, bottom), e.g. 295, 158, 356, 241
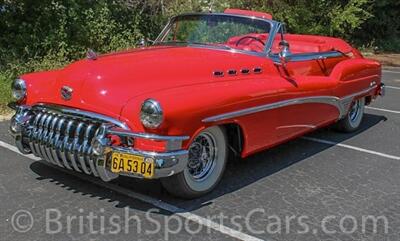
241, 68, 250, 75
213, 70, 224, 77
228, 69, 237, 76
253, 67, 263, 74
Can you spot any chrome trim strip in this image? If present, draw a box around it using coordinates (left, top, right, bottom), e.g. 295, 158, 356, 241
89, 128, 101, 177
269, 51, 344, 63
49, 116, 64, 167
42, 114, 56, 165
189, 45, 268, 58
108, 129, 190, 142
78, 124, 95, 175
266, 21, 282, 55
277, 124, 317, 130
29, 113, 42, 156
34, 104, 129, 130
66, 122, 82, 173
87, 147, 99, 177
51, 118, 66, 167
60, 120, 74, 170
43, 115, 56, 163
203, 85, 378, 123
69, 122, 84, 172
35, 113, 48, 158
203, 96, 340, 122
44, 115, 58, 164
112, 146, 188, 159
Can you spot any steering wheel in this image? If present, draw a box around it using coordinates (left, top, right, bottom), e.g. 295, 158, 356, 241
235, 36, 265, 47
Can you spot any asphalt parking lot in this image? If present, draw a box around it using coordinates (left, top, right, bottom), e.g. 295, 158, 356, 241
1, 68, 400, 241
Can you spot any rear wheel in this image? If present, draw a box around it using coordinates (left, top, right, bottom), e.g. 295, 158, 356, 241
161, 126, 227, 199
335, 98, 365, 133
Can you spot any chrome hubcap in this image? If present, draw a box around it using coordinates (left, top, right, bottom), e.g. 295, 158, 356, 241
349, 99, 361, 123
187, 132, 217, 181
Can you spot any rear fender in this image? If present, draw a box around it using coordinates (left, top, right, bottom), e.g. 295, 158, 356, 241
330, 58, 381, 83
330, 58, 382, 99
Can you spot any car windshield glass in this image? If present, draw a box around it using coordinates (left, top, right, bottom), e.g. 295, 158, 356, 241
156, 14, 272, 53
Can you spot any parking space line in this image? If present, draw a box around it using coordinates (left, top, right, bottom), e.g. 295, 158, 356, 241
0, 140, 264, 241
386, 86, 400, 90
366, 106, 400, 114
383, 70, 400, 74
302, 137, 400, 160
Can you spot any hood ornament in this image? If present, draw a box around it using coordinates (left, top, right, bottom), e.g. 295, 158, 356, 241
61, 86, 73, 101
86, 49, 98, 60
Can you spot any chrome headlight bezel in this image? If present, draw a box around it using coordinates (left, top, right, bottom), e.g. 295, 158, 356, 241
11, 79, 27, 101
140, 99, 163, 129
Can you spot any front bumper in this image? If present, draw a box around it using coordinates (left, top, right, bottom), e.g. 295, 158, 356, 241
10, 104, 189, 181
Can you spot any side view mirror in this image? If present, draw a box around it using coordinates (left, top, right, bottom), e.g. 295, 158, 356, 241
138, 38, 146, 47
138, 37, 155, 47
278, 40, 291, 65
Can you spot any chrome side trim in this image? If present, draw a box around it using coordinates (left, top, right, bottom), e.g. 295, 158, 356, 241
277, 124, 317, 130
203, 96, 340, 123
203, 85, 377, 123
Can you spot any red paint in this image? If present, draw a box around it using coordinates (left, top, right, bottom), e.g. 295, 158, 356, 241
20, 13, 382, 158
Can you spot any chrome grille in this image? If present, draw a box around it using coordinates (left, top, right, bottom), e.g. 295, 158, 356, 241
26, 108, 103, 176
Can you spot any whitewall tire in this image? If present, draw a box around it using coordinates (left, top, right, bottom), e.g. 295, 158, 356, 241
335, 98, 365, 133
161, 126, 228, 199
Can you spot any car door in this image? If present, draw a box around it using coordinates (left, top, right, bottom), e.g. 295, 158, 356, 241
268, 36, 348, 142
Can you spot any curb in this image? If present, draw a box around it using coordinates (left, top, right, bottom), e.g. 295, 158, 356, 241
0, 114, 12, 121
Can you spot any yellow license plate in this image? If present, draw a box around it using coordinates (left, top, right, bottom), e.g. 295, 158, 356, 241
111, 153, 154, 178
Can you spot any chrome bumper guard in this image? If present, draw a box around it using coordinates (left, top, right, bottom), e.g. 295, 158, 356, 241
10, 104, 189, 181
379, 83, 385, 97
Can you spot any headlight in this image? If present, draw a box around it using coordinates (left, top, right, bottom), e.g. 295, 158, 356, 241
11, 79, 27, 101
140, 99, 163, 129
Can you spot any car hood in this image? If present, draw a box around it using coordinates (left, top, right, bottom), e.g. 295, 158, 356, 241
29, 45, 266, 120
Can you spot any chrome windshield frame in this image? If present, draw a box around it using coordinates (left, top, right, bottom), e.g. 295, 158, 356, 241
154, 13, 281, 56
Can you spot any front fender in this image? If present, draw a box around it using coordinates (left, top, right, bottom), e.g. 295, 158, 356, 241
119, 76, 278, 143
20, 70, 60, 106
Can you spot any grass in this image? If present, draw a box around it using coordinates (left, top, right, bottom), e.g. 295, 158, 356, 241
0, 72, 12, 115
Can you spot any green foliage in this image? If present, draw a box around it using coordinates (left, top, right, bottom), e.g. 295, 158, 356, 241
0, 0, 398, 111
0, 72, 12, 114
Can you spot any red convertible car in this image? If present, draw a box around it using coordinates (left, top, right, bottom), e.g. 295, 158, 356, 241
10, 9, 384, 198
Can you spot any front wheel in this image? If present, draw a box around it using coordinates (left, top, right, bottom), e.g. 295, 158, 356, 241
161, 126, 227, 199
335, 98, 365, 133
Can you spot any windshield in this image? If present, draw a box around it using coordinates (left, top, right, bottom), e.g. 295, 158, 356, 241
156, 14, 273, 53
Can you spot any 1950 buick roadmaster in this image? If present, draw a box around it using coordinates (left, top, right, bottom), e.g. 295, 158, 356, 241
9, 9, 385, 199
